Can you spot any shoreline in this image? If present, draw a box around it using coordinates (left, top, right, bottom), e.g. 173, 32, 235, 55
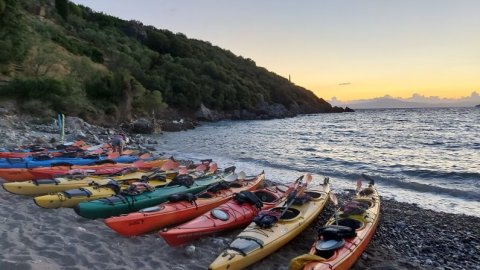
0, 113, 479, 269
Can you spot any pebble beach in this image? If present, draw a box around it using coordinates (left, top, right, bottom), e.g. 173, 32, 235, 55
0, 112, 479, 270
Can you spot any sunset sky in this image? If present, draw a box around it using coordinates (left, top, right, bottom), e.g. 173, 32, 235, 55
71, 0, 480, 101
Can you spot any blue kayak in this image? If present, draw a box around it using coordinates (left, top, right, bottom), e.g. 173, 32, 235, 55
0, 155, 140, 168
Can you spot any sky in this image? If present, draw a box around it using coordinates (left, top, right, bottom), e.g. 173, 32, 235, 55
71, 0, 480, 102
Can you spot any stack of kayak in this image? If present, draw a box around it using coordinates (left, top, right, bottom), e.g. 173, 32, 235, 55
0, 156, 174, 182
73, 165, 239, 219
104, 171, 266, 236
2, 158, 217, 207
160, 184, 291, 246
32, 161, 217, 209
1, 138, 382, 269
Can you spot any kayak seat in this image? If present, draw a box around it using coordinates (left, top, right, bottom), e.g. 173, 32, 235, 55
233, 191, 263, 209
229, 236, 264, 256
270, 207, 300, 220
229, 182, 243, 188
359, 187, 375, 196
33, 179, 60, 186
305, 191, 322, 199
254, 191, 277, 203
197, 193, 214, 199
337, 218, 364, 230
315, 239, 345, 259
355, 198, 374, 208
314, 225, 356, 258
206, 181, 232, 193
317, 225, 357, 241
63, 188, 92, 199
168, 193, 197, 203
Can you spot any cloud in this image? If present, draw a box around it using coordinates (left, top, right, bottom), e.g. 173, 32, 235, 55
338, 82, 351, 86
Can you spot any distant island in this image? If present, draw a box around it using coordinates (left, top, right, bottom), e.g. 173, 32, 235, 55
331, 92, 480, 109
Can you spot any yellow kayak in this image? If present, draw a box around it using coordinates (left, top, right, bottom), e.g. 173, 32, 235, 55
209, 178, 331, 270
2, 170, 176, 196
33, 178, 171, 209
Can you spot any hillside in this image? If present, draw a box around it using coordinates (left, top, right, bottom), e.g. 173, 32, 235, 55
0, 0, 348, 129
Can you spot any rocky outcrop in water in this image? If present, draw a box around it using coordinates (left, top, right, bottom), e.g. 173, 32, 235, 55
194, 102, 354, 122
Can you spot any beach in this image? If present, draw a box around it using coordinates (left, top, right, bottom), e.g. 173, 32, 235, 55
1, 187, 479, 270
0, 111, 479, 269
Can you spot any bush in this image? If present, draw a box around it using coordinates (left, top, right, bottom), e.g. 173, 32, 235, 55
0, 78, 69, 114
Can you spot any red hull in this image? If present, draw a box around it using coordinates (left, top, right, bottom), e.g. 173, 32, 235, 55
159, 185, 288, 246
104, 173, 265, 237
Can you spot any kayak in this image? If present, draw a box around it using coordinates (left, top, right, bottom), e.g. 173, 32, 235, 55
209, 177, 331, 270
289, 182, 380, 270
160, 184, 290, 247
104, 172, 265, 237
2, 170, 169, 196
33, 178, 171, 209
0, 158, 171, 182
73, 168, 236, 220
0, 154, 141, 169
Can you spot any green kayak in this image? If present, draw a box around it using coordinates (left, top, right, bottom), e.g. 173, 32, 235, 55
73, 169, 236, 219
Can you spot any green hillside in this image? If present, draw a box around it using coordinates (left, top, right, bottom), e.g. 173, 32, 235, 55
0, 0, 342, 126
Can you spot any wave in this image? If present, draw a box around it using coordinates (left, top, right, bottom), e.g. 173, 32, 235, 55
401, 169, 480, 181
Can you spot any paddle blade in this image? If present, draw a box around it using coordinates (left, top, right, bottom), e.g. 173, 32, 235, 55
237, 171, 246, 180
224, 173, 238, 182
139, 153, 151, 159
107, 152, 120, 159
196, 164, 207, 172
329, 192, 338, 206
356, 179, 362, 193
208, 163, 218, 173
304, 173, 313, 184
178, 167, 188, 175
160, 160, 176, 171
132, 159, 146, 168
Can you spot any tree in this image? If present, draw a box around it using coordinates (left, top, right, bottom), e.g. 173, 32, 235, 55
55, 0, 69, 20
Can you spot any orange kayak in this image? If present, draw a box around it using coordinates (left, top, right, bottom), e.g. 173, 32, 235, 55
289, 183, 380, 270
0, 158, 171, 182
104, 172, 265, 237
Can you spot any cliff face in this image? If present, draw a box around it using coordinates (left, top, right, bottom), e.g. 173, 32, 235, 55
0, 0, 350, 127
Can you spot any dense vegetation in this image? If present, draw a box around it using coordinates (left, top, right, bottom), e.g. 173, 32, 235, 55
0, 0, 334, 125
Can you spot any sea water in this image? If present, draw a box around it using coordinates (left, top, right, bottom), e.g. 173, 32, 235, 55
152, 107, 480, 217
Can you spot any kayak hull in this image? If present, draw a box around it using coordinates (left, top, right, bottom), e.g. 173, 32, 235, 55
2, 171, 166, 196
34, 187, 118, 208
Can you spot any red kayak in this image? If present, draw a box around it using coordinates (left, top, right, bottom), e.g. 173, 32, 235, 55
104, 171, 265, 237
0, 158, 173, 182
159, 184, 289, 246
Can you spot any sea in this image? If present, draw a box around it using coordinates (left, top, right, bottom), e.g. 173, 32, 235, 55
153, 107, 480, 217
